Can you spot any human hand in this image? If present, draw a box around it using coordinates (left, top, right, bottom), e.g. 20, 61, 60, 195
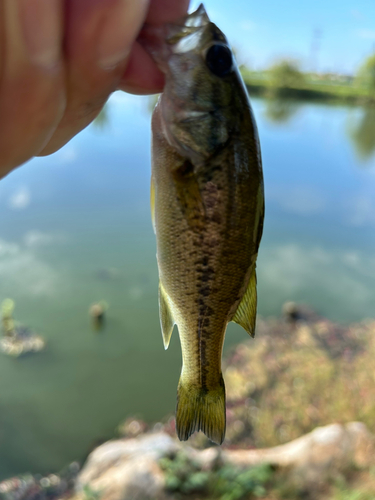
0, 0, 190, 179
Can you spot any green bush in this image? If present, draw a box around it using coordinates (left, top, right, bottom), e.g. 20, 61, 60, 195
268, 60, 305, 89
160, 453, 209, 494
82, 485, 102, 500
159, 452, 274, 498
357, 54, 375, 94
213, 463, 274, 500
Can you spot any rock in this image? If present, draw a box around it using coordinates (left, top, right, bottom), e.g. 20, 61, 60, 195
89, 302, 108, 331
282, 301, 300, 321
0, 331, 46, 357
185, 446, 222, 471
76, 423, 375, 499
347, 421, 375, 468
222, 422, 375, 486
0, 463, 79, 500
282, 301, 318, 322
76, 433, 180, 500
117, 417, 148, 438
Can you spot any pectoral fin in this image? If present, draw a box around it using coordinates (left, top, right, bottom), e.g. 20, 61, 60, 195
159, 283, 175, 349
232, 266, 257, 337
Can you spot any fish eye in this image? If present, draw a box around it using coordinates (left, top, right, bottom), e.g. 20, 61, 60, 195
205, 44, 233, 77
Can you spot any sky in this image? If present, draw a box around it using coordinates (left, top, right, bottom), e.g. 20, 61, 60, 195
190, 0, 375, 74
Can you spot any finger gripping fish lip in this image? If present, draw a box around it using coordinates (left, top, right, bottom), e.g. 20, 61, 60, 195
138, 5, 209, 67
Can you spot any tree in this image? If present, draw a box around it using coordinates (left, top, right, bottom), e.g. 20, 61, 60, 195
348, 107, 375, 162
357, 54, 375, 95
268, 60, 305, 90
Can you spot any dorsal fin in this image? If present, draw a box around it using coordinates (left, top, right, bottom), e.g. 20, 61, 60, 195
232, 266, 257, 338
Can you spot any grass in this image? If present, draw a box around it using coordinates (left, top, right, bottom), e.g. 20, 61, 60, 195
218, 314, 375, 449
330, 470, 375, 500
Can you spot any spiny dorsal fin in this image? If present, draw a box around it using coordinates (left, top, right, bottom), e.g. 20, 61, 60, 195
150, 174, 156, 234
159, 283, 175, 349
232, 266, 257, 338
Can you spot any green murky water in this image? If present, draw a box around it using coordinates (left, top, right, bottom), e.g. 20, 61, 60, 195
0, 93, 374, 478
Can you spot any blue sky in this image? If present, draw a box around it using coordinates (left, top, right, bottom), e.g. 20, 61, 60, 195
190, 0, 375, 74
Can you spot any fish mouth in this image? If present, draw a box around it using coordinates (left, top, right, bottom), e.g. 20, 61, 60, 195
184, 4, 210, 28
166, 5, 210, 53
138, 4, 211, 69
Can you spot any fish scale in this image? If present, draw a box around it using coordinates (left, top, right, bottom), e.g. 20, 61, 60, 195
147, 4, 264, 444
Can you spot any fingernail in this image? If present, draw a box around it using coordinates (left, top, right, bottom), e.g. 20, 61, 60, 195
20, 0, 62, 69
98, 0, 148, 70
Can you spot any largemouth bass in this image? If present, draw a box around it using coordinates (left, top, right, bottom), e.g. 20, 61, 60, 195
146, 4, 264, 444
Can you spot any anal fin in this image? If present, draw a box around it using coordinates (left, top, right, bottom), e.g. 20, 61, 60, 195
232, 266, 257, 337
159, 283, 175, 350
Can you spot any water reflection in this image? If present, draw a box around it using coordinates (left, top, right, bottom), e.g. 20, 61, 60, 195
1, 92, 375, 479
263, 97, 375, 165
0, 236, 62, 297
263, 98, 301, 124
348, 106, 375, 163
258, 243, 375, 321
94, 267, 122, 282
90, 94, 375, 168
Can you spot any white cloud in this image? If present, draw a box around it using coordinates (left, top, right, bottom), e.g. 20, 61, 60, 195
8, 186, 31, 210
357, 29, 375, 40
268, 185, 326, 215
0, 240, 19, 258
258, 244, 375, 308
340, 250, 375, 279
54, 146, 78, 165
341, 251, 360, 267
109, 91, 141, 107
0, 238, 61, 297
129, 286, 143, 300
259, 244, 332, 295
24, 230, 66, 248
346, 194, 375, 227
239, 20, 256, 31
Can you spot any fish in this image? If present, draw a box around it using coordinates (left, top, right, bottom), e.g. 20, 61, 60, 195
144, 4, 264, 445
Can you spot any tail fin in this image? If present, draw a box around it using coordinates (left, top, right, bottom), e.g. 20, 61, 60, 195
176, 376, 226, 445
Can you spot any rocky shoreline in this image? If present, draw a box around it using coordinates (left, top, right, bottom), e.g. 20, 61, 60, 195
72, 421, 374, 500
2, 304, 375, 500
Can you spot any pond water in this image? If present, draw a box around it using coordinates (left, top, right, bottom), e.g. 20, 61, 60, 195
0, 93, 374, 478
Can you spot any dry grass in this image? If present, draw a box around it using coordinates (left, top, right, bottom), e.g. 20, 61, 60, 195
221, 311, 375, 449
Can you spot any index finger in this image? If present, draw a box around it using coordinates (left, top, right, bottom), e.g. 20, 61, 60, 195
118, 0, 190, 95
145, 0, 190, 24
